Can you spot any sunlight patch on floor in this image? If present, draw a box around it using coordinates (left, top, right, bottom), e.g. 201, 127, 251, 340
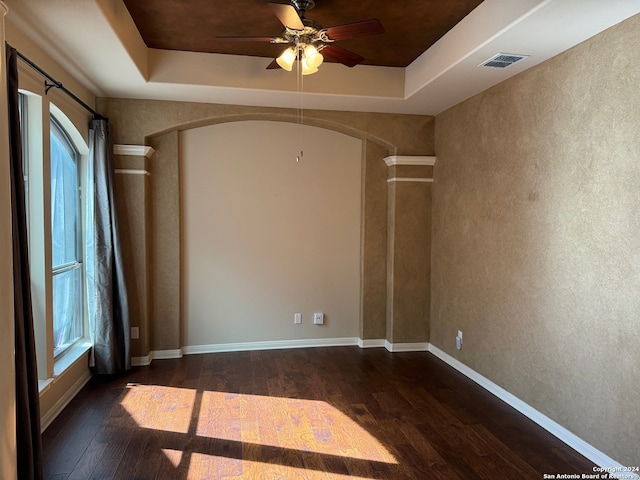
161, 449, 183, 468
119, 384, 197, 434
196, 391, 397, 464
117, 383, 397, 474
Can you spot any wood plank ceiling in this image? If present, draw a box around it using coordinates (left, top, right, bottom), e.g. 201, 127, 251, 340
123, 0, 484, 68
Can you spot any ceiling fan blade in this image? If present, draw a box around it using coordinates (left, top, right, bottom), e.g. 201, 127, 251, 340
320, 44, 364, 68
268, 3, 304, 30
266, 59, 281, 69
325, 19, 384, 41
216, 36, 279, 42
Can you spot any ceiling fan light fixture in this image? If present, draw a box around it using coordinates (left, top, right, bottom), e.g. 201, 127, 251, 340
276, 47, 296, 71
301, 56, 318, 75
304, 44, 323, 68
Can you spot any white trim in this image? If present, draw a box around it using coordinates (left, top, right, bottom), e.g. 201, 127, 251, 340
153, 348, 184, 360
131, 348, 184, 366
135, 339, 372, 364
38, 378, 54, 394
428, 344, 638, 478
131, 354, 152, 367
114, 168, 150, 176
385, 341, 430, 352
183, 337, 359, 355
53, 341, 92, 376
387, 177, 433, 183
113, 144, 155, 158
40, 369, 92, 432
358, 338, 386, 348
384, 155, 436, 167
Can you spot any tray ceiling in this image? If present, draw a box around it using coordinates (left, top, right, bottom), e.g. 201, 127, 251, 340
122, 0, 484, 68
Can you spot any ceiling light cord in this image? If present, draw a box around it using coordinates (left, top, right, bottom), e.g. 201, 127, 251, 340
296, 48, 304, 163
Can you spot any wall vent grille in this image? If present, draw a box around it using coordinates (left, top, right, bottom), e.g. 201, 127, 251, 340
479, 53, 529, 69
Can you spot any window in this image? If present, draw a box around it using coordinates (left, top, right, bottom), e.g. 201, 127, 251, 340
50, 116, 84, 357
19, 88, 91, 382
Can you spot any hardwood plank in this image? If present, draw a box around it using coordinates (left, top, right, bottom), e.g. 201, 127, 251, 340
111, 429, 153, 480
86, 426, 134, 480
44, 474, 69, 480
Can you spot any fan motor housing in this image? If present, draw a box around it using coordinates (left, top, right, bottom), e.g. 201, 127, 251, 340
283, 18, 326, 44
292, 0, 316, 16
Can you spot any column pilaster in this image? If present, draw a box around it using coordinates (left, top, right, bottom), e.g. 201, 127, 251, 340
385, 155, 435, 348
113, 144, 155, 361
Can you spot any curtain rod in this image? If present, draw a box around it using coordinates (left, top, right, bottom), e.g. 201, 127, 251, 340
8, 44, 107, 121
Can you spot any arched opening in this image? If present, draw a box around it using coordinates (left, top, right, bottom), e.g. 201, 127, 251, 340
180, 120, 363, 347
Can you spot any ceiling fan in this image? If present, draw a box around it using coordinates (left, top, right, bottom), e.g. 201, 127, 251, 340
217, 0, 385, 74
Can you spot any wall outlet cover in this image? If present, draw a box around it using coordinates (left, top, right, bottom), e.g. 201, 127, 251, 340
313, 312, 324, 325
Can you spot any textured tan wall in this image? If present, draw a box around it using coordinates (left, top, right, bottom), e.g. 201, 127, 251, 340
360, 140, 391, 340
432, 14, 640, 465
388, 165, 433, 178
148, 131, 182, 351
386, 181, 431, 343
96, 99, 434, 157
113, 158, 150, 358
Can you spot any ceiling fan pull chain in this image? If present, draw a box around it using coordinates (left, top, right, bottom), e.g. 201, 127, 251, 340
296, 50, 303, 162
300, 56, 304, 161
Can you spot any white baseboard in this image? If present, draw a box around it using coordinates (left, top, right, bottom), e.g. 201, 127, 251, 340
358, 338, 386, 348
131, 354, 152, 366
358, 339, 430, 352
135, 339, 365, 364
183, 337, 359, 355
152, 348, 184, 360
135, 339, 431, 361
385, 340, 429, 352
428, 344, 638, 479
40, 369, 92, 432
132, 348, 183, 366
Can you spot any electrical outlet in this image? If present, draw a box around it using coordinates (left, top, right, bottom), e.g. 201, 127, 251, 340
313, 312, 324, 325
131, 326, 139, 339
294, 313, 302, 324
456, 330, 463, 350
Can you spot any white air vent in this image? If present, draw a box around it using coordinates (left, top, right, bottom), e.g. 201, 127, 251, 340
479, 53, 529, 69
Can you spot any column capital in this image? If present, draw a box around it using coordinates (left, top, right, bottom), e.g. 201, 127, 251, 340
114, 144, 155, 158
384, 156, 436, 167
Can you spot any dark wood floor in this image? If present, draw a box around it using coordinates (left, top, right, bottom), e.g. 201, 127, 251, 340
42, 347, 595, 479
